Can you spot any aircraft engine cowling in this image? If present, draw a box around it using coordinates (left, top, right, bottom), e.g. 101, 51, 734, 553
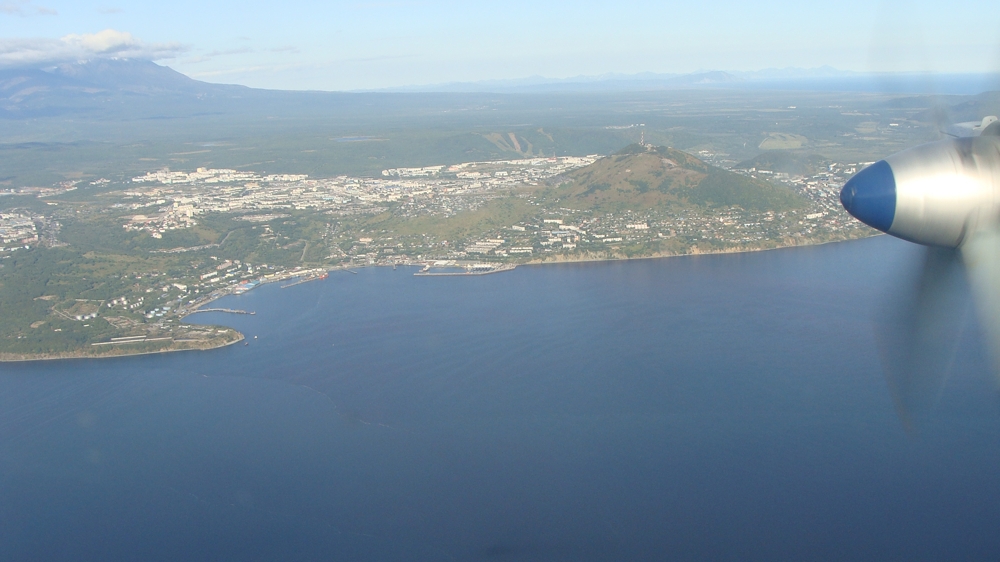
841, 137, 1000, 248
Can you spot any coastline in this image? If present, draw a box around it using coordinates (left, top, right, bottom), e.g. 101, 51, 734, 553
0, 331, 244, 363
1, 234, 876, 363
525, 234, 879, 267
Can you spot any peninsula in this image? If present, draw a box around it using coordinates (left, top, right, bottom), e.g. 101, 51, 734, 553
0, 143, 874, 361
3, 59, 969, 360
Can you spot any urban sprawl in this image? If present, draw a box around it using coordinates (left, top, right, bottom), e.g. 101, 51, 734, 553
0, 151, 868, 333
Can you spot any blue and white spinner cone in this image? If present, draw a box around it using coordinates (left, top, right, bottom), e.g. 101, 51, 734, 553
841, 134, 1000, 428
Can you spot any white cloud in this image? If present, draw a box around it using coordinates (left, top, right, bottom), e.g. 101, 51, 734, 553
177, 47, 253, 66
204, 47, 253, 57
0, 29, 187, 68
1, 0, 56, 16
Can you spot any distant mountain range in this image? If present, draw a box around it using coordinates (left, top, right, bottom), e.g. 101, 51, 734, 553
0, 59, 253, 119
0, 58, 429, 122
375, 67, 1000, 95
376, 66, 861, 93
376, 70, 744, 93
1, 59, 998, 122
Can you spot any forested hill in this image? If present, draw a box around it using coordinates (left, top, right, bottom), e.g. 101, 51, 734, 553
548, 144, 806, 212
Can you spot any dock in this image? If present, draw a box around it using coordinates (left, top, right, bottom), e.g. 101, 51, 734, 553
414, 263, 516, 276
187, 308, 255, 315
92, 336, 172, 346
281, 272, 329, 289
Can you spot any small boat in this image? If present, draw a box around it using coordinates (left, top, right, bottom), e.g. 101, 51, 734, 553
244, 342, 248, 346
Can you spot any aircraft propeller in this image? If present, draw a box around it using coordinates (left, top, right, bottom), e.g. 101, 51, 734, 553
841, 121, 1000, 428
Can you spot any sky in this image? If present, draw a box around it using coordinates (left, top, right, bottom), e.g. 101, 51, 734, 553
2, 0, 999, 91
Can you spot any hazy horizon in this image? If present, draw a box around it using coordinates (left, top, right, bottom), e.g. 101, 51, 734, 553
8, 58, 1000, 97
2, 0, 999, 91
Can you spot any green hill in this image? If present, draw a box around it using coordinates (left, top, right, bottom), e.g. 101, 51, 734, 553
546, 144, 806, 212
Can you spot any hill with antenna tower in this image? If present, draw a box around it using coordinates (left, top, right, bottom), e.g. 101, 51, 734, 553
545, 143, 806, 213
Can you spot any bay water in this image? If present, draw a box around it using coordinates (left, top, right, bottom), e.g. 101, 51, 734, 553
2, 236, 1000, 561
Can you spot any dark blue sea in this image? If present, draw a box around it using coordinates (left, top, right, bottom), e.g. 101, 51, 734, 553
3, 236, 1000, 561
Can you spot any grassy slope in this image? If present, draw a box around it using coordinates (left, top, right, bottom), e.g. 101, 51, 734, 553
544, 144, 805, 212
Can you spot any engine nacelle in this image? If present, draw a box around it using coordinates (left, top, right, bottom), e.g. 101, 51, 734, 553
841, 137, 1000, 248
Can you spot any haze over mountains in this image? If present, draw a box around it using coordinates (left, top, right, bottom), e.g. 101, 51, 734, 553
374, 67, 1000, 95
376, 67, 854, 93
0, 59, 516, 129
3, 58, 1000, 122
0, 59, 267, 119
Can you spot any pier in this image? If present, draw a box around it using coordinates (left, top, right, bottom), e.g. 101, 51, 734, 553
414, 263, 516, 276
187, 308, 255, 315
281, 272, 329, 289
